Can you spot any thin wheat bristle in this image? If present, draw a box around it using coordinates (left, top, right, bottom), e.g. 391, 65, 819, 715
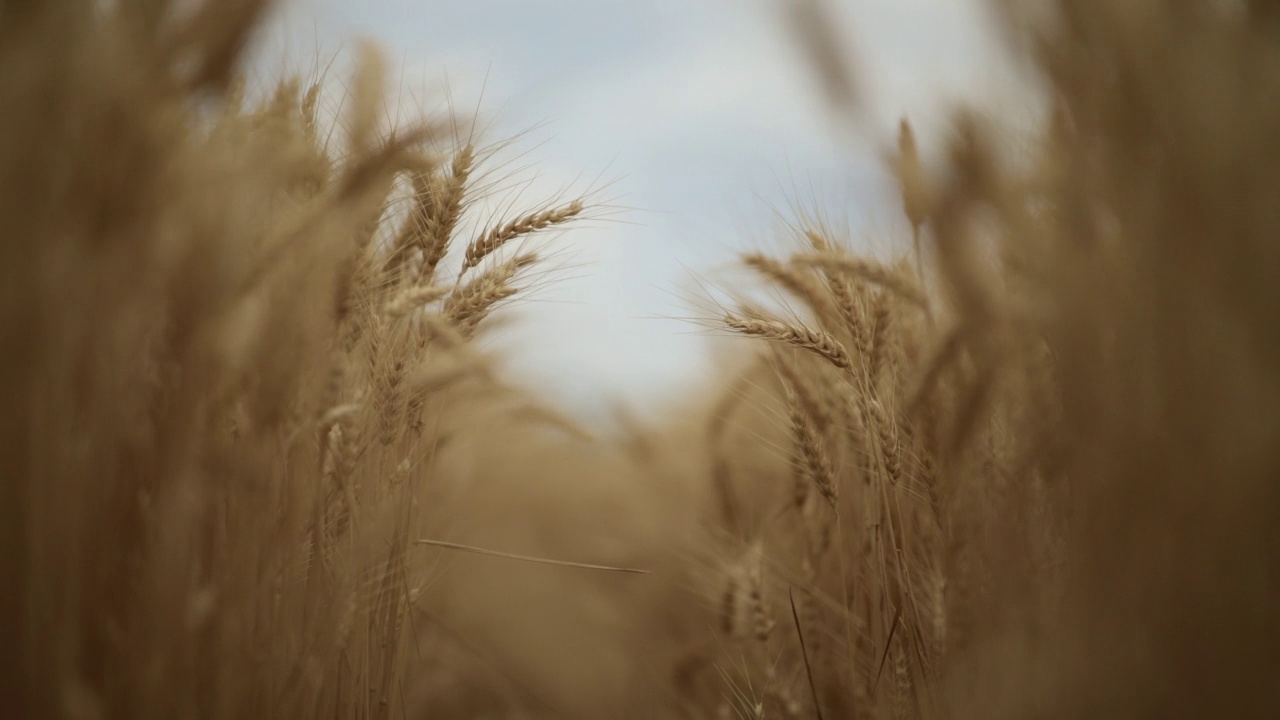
383, 284, 450, 318
796, 252, 929, 309
743, 253, 832, 316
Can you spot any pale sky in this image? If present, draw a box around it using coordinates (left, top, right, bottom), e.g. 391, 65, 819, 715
256, 0, 1028, 422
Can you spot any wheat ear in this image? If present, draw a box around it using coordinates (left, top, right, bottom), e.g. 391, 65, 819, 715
725, 314, 854, 373
460, 199, 582, 274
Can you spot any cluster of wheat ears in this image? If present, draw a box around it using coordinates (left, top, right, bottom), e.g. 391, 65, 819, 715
3, 1, 1279, 719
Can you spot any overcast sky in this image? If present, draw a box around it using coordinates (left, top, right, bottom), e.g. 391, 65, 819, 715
257, 0, 1028, 422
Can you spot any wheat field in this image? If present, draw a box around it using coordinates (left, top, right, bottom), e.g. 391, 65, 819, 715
3, 1, 1279, 718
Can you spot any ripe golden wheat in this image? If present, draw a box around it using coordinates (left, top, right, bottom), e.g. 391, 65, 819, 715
3, 1, 1278, 719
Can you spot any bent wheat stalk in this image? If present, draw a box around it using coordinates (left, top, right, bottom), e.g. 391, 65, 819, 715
415, 539, 651, 574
